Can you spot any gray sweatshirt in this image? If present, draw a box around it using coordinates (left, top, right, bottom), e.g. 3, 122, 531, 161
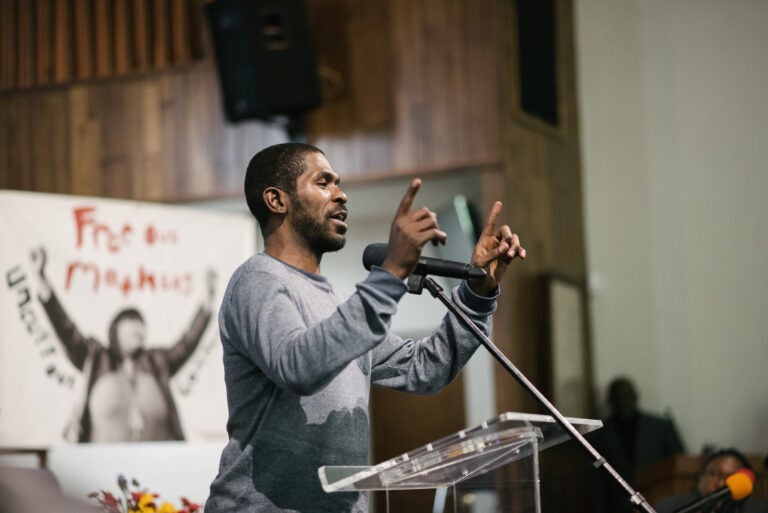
205, 253, 497, 513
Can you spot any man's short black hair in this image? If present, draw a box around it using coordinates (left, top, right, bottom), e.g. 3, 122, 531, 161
244, 143, 325, 230
702, 447, 754, 472
607, 376, 638, 404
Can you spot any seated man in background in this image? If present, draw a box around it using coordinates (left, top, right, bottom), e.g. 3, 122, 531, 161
588, 376, 685, 512
656, 448, 768, 513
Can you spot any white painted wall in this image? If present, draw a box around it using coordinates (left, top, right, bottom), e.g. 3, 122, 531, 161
576, 0, 768, 452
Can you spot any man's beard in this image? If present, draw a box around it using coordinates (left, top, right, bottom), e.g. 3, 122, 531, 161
290, 199, 347, 255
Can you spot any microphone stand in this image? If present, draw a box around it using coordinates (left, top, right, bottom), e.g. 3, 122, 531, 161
407, 274, 657, 513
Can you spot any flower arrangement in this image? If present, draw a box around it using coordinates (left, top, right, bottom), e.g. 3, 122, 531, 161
89, 475, 201, 513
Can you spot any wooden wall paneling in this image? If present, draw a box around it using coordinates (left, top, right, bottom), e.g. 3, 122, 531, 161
158, 72, 185, 197
120, 80, 144, 198
484, 161, 538, 412
421, 0, 455, 162
4, 95, 34, 190
133, 0, 150, 71
152, 73, 178, 197
176, 69, 205, 195
73, 0, 93, 79
30, 90, 71, 193
389, 0, 428, 168
307, 0, 398, 177
483, 168, 519, 400
448, 0, 475, 159
93, 0, 112, 77
497, 63, 587, 415
50, 90, 73, 193
53, 0, 73, 83
460, 0, 503, 159
548, 0, 587, 280
1, 0, 17, 91
113, 0, 131, 74
138, 79, 165, 200
98, 81, 135, 198
549, 172, 585, 277
307, 0, 376, 180
386, 0, 504, 171
524, 129, 554, 267
307, 0, 394, 179
170, 0, 190, 64
497, 143, 547, 421
306, 0, 357, 139
434, 0, 473, 163
4, 0, 206, 93
160, 73, 195, 198
346, 0, 393, 131
68, 85, 102, 195
34, 0, 53, 85
152, 0, 169, 69
16, 1, 34, 88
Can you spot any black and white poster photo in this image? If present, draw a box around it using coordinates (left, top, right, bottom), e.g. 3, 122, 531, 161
0, 191, 254, 446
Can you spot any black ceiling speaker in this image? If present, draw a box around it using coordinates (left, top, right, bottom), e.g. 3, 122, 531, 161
206, 0, 322, 122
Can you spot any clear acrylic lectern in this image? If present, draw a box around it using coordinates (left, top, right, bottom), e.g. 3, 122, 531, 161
318, 411, 602, 513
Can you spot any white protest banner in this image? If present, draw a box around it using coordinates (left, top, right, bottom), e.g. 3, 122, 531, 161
0, 190, 254, 447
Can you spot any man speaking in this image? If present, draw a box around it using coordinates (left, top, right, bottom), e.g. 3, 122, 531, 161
205, 143, 525, 513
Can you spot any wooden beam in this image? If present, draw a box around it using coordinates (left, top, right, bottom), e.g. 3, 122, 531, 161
17, 0, 34, 88
113, 0, 131, 74
133, 0, 150, 70
152, 0, 169, 69
93, 0, 112, 77
0, 0, 17, 90
35, 0, 53, 85
53, 0, 72, 83
170, 0, 190, 63
73, 0, 93, 79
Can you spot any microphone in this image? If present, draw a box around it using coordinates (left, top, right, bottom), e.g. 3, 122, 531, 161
673, 469, 755, 513
362, 243, 486, 280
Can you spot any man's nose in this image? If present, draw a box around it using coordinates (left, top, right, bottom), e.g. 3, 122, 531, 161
333, 187, 348, 203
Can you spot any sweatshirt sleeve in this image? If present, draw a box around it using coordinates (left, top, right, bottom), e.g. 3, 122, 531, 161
369, 281, 498, 394
222, 266, 408, 396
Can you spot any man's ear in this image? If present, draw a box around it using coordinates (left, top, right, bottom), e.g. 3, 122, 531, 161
263, 187, 289, 215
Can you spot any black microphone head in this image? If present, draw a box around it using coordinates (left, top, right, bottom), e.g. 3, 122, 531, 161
363, 243, 388, 270
467, 266, 487, 279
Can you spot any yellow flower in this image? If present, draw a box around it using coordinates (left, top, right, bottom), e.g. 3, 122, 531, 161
158, 502, 177, 513
136, 493, 157, 513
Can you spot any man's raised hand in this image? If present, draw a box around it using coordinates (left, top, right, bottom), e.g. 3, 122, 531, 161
468, 201, 526, 296
381, 179, 447, 279
29, 246, 53, 301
